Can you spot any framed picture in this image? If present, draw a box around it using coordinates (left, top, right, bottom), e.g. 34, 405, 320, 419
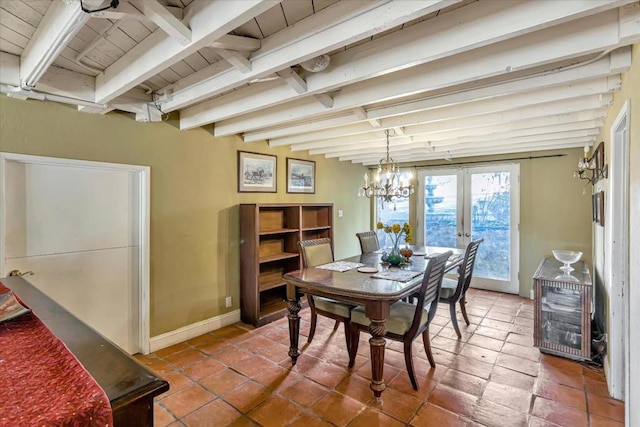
287, 158, 315, 193
237, 151, 277, 193
592, 141, 606, 184
592, 191, 605, 226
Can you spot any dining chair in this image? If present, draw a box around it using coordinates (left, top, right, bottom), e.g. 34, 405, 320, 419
355, 231, 380, 254
347, 251, 452, 390
298, 238, 355, 345
439, 238, 484, 338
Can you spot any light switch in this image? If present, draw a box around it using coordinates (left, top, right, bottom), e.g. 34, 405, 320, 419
338, 209, 344, 218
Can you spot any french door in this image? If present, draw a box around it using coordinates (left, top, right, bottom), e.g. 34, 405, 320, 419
417, 164, 519, 294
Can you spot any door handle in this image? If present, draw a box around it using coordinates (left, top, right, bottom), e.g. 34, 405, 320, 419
457, 232, 462, 237
8, 270, 34, 277
464, 232, 471, 237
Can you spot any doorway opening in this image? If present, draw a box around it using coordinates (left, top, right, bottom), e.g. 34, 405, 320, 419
0, 153, 150, 354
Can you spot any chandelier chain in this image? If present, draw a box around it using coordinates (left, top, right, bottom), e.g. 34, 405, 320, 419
358, 129, 415, 208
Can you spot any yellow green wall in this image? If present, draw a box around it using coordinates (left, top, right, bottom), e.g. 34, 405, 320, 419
0, 97, 370, 335
592, 43, 639, 365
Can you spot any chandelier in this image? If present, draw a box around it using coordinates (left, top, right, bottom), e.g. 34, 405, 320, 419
574, 143, 607, 188
357, 130, 415, 209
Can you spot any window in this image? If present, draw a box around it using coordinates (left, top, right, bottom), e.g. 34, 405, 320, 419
375, 198, 410, 248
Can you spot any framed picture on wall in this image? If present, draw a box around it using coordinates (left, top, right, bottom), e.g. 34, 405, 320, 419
237, 151, 277, 193
287, 158, 315, 193
597, 190, 604, 227
592, 191, 605, 226
592, 142, 607, 184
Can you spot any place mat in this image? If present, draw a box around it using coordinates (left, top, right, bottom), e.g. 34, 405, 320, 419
370, 269, 423, 282
316, 261, 365, 272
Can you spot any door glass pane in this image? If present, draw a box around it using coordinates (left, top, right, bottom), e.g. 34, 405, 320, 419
470, 172, 511, 280
376, 199, 409, 248
423, 175, 457, 248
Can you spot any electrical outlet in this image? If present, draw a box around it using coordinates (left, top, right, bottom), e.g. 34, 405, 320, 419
225, 296, 232, 308
338, 209, 344, 218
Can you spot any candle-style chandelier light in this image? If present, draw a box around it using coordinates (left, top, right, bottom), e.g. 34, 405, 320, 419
574, 142, 607, 192
357, 130, 414, 209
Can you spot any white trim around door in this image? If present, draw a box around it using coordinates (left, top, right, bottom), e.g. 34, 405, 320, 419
605, 100, 630, 404
0, 153, 151, 354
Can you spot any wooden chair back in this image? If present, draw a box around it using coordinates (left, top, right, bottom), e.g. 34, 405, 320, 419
452, 238, 484, 301
408, 251, 452, 337
298, 238, 334, 268
356, 231, 380, 254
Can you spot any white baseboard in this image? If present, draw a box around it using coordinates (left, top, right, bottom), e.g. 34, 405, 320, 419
149, 309, 241, 353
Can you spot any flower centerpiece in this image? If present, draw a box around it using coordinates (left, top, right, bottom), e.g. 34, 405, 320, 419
376, 221, 413, 265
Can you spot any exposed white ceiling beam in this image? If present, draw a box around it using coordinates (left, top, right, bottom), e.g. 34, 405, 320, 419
352, 107, 381, 129
248, 47, 628, 146
274, 76, 618, 152
210, 35, 261, 51
246, 114, 360, 143
351, 134, 598, 164
290, 108, 607, 152
247, 45, 627, 145
129, 0, 191, 45
188, 0, 634, 133
19, 0, 90, 89
362, 139, 597, 165
314, 93, 334, 109
318, 121, 602, 158
214, 48, 252, 73
277, 68, 307, 94
173, 0, 460, 120
213, 8, 639, 136
366, 49, 629, 121
94, 0, 280, 104
35, 64, 94, 101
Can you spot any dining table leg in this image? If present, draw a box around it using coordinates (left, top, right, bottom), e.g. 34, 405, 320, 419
287, 296, 301, 365
368, 319, 387, 398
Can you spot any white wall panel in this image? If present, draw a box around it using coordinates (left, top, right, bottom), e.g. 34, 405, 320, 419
5, 161, 138, 258
5, 247, 139, 353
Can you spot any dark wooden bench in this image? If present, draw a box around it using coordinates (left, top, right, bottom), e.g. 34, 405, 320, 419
2, 276, 169, 427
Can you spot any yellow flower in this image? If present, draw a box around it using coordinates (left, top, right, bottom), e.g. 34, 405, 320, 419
378, 222, 413, 249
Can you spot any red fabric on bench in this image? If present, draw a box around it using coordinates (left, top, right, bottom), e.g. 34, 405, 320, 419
0, 282, 113, 427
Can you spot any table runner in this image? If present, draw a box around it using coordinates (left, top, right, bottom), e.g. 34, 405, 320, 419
0, 282, 113, 427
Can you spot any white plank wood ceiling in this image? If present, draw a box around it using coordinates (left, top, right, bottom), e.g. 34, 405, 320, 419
1, 0, 639, 164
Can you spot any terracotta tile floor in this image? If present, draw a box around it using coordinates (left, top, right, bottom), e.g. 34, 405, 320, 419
135, 289, 625, 426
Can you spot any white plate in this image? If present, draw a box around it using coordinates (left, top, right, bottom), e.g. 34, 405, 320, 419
411, 252, 425, 256
357, 266, 378, 273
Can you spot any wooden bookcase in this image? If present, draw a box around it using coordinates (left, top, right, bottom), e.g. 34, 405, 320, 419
239, 203, 333, 327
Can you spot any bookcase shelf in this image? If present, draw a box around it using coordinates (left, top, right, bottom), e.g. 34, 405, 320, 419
240, 203, 333, 327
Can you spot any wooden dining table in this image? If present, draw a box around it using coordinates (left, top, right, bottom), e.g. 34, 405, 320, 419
283, 245, 464, 399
